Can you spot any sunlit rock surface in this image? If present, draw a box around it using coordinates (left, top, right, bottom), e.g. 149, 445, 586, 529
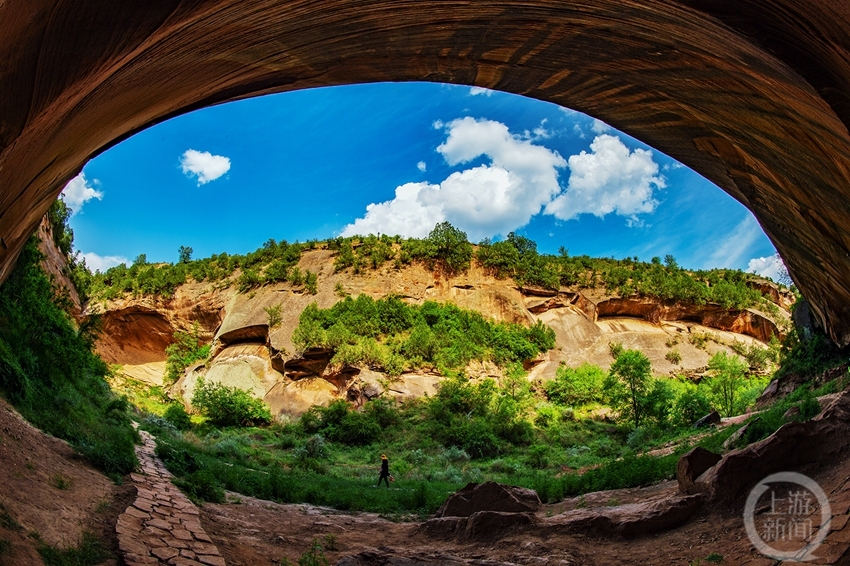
89, 249, 789, 418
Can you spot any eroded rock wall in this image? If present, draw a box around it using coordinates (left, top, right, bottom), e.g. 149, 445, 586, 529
91, 249, 790, 419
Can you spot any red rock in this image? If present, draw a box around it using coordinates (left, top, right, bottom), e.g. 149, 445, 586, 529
435, 481, 541, 518
676, 447, 722, 495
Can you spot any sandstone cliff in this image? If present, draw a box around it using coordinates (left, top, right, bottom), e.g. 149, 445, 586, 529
87, 248, 792, 419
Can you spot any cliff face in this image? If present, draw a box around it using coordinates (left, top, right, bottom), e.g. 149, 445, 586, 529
90, 249, 791, 418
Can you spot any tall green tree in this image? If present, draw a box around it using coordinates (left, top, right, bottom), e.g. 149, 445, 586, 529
604, 349, 653, 428
427, 221, 472, 275
705, 351, 748, 416
178, 245, 193, 264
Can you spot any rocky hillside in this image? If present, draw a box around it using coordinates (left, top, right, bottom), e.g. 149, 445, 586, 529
85, 242, 793, 420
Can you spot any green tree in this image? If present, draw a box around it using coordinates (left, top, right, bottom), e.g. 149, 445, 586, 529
178, 246, 193, 264
704, 351, 748, 416
545, 363, 606, 406
191, 377, 271, 427
427, 221, 472, 275
604, 349, 653, 428
165, 323, 210, 383
47, 198, 74, 256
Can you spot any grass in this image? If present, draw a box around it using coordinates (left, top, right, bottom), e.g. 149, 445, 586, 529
50, 474, 73, 491
35, 532, 112, 566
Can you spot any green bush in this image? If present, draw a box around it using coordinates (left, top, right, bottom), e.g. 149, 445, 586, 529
191, 378, 272, 427
292, 295, 553, 374
545, 363, 606, 406
164, 323, 210, 383
0, 237, 138, 477
174, 469, 225, 503
164, 403, 193, 430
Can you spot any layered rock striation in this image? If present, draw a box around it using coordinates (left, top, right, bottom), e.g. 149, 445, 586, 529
92, 250, 789, 418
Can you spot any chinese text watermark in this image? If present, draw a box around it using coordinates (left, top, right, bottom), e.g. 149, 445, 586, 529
744, 471, 832, 561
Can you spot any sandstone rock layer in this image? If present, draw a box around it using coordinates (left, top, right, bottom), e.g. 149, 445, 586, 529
1, 1, 850, 344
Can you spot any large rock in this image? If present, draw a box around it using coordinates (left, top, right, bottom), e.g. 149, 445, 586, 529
434, 481, 542, 518
676, 447, 722, 495
263, 377, 337, 418
543, 494, 703, 537
420, 510, 537, 542
701, 388, 850, 505
172, 343, 283, 406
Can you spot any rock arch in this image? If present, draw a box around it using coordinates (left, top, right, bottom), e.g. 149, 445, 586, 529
2, 1, 850, 341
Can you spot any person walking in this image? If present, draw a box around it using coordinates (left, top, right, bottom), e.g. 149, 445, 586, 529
377, 454, 390, 487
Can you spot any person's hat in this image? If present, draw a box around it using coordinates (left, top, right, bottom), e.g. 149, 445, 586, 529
381, 454, 387, 459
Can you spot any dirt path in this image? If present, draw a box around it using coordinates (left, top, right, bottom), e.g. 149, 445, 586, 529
117, 429, 226, 565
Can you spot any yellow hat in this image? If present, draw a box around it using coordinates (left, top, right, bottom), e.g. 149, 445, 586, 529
381, 454, 387, 459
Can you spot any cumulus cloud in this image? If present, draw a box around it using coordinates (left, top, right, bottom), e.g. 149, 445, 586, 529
180, 149, 231, 185
341, 117, 567, 241
61, 173, 103, 215
591, 119, 611, 134
545, 134, 665, 225
417, 161, 427, 172
81, 252, 128, 273
469, 87, 494, 96
748, 253, 790, 283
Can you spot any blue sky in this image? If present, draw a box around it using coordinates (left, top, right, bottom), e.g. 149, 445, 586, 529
62, 82, 783, 279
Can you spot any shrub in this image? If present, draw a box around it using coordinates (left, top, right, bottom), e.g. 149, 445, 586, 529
164, 323, 210, 383
163, 403, 192, 430
672, 384, 713, 426
191, 378, 272, 427
665, 349, 682, 364
545, 363, 606, 406
265, 304, 283, 328
0, 237, 138, 476
174, 469, 225, 503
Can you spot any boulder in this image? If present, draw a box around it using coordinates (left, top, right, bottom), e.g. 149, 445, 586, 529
263, 377, 336, 418
693, 411, 721, 428
385, 374, 441, 401
676, 447, 722, 495
434, 481, 541, 518
283, 348, 334, 380
464, 510, 537, 540
544, 494, 703, 537
702, 388, 850, 505
722, 418, 757, 450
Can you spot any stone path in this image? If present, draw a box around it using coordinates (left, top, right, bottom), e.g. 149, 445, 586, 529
116, 429, 226, 566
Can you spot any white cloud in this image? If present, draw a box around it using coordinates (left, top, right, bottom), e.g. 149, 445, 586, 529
545, 134, 665, 225
432, 120, 444, 130
417, 161, 427, 172
572, 123, 586, 139
341, 117, 567, 241
748, 253, 789, 283
60, 173, 103, 215
340, 182, 445, 238
591, 119, 611, 134
703, 216, 763, 269
180, 149, 231, 185
469, 87, 494, 96
81, 252, 128, 273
